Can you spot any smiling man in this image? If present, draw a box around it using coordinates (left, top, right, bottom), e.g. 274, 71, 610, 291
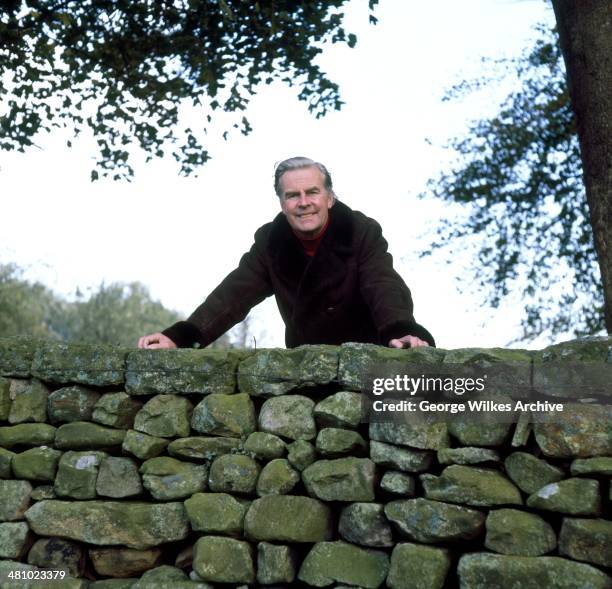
139, 156, 434, 350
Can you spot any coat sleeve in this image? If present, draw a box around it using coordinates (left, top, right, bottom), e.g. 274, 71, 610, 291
357, 219, 436, 347
162, 227, 273, 348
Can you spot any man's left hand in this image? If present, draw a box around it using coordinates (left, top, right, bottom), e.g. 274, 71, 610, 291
389, 335, 429, 349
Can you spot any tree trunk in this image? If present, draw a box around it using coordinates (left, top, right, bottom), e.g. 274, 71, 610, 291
551, 0, 612, 333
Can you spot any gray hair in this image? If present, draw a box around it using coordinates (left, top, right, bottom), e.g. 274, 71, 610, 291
274, 156, 335, 199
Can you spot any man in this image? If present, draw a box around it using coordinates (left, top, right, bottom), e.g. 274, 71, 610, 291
139, 157, 434, 350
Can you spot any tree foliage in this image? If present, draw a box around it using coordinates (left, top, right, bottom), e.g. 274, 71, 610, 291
422, 25, 604, 341
0, 0, 377, 180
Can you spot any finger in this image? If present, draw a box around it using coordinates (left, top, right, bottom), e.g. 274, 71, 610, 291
389, 339, 403, 348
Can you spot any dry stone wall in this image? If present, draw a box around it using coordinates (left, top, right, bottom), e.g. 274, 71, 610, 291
0, 336, 611, 589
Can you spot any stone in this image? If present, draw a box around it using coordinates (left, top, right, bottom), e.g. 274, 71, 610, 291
485, 509, 557, 556
191, 393, 256, 438
370, 440, 432, 472
131, 565, 188, 587
559, 517, 612, 568
437, 447, 500, 465
25, 500, 189, 549
527, 478, 601, 516
448, 409, 513, 447
54, 451, 107, 499
133, 394, 193, 438
457, 553, 611, 589
244, 495, 332, 542
28, 538, 85, 577
126, 348, 238, 395
89, 547, 162, 577
287, 439, 316, 470
31, 340, 125, 386
140, 457, 207, 500
505, 452, 564, 494
532, 338, 611, 398
380, 471, 415, 496
168, 436, 240, 461
259, 394, 316, 440
0, 376, 10, 419
256, 458, 299, 496
11, 446, 62, 481
89, 581, 138, 589
369, 420, 449, 450
533, 403, 612, 457
192, 536, 255, 584
511, 411, 532, 447
0, 423, 56, 448
303, 457, 376, 501
338, 342, 446, 390
0, 447, 15, 478
422, 465, 522, 507
339, 503, 393, 547
122, 429, 169, 460
314, 391, 363, 429
298, 541, 389, 589
0, 521, 30, 558
30, 485, 55, 500
0, 336, 36, 378
8, 379, 48, 423
387, 543, 451, 589
571, 456, 612, 476
0, 479, 32, 520
54, 421, 126, 449
184, 492, 247, 535
238, 345, 338, 396
208, 454, 260, 495
257, 542, 297, 584
92, 392, 142, 428
244, 432, 286, 460
47, 385, 100, 423
316, 427, 367, 457
96, 456, 143, 498
384, 498, 485, 543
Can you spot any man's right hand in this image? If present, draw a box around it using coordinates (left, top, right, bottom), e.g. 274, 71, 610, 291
138, 333, 177, 349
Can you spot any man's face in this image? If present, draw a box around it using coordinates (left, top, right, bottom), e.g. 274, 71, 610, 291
279, 166, 333, 239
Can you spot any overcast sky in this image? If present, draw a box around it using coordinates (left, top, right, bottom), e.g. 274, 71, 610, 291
1, 0, 561, 349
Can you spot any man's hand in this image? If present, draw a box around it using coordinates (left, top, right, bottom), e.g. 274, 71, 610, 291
389, 335, 430, 349
138, 333, 177, 349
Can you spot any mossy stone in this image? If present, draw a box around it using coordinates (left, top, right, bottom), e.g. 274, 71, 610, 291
55, 421, 126, 449
256, 458, 299, 496
570, 456, 612, 476
24, 500, 189, 549
28, 537, 85, 577
168, 436, 240, 461
505, 452, 564, 494
559, 517, 612, 568
384, 498, 485, 543
0, 376, 11, 419
244, 495, 332, 542
54, 451, 107, 499
0, 336, 37, 378
339, 503, 393, 547
380, 471, 415, 496
208, 454, 260, 495
257, 542, 297, 584
314, 391, 363, 429
258, 395, 317, 441
370, 440, 432, 472
184, 492, 247, 535
298, 540, 389, 589
485, 509, 557, 556
122, 429, 169, 460
238, 345, 338, 397
8, 379, 48, 423
0, 423, 56, 448
192, 536, 255, 584
527, 478, 601, 516
191, 393, 256, 438
92, 392, 142, 429
387, 543, 451, 589
0, 521, 30, 558
47, 385, 100, 423
140, 457, 207, 500
302, 457, 376, 502
0, 447, 15, 478
244, 432, 286, 460
316, 428, 367, 457
369, 420, 449, 450
89, 546, 162, 578
133, 394, 193, 438
12, 447, 62, 481
96, 456, 143, 498
422, 465, 522, 507
438, 447, 500, 465
0, 479, 32, 521
287, 439, 316, 471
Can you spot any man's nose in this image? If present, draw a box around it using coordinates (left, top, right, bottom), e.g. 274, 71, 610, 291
297, 193, 310, 206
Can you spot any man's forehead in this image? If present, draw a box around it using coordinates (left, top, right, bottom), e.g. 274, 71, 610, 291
280, 166, 326, 192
